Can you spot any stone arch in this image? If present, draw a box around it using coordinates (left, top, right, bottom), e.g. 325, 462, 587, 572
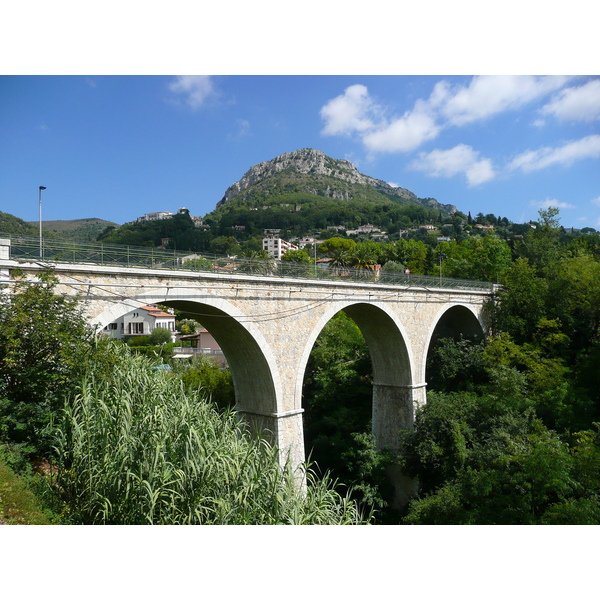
298, 300, 415, 453
91, 292, 282, 441
423, 303, 486, 384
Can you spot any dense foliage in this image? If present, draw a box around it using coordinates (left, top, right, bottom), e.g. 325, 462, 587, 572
0, 271, 102, 455
0, 211, 38, 236
299, 209, 600, 524
98, 209, 212, 251
53, 346, 367, 525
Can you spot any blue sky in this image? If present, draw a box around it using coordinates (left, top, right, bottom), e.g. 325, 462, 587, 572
1, 74, 599, 229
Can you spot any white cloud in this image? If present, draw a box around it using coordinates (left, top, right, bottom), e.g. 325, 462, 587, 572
541, 78, 600, 122
228, 119, 251, 140
530, 198, 575, 210
508, 134, 600, 173
410, 144, 496, 187
591, 196, 600, 206
319, 76, 576, 158
320, 84, 378, 136
438, 75, 571, 126
320, 85, 439, 152
362, 107, 440, 153
237, 119, 250, 136
168, 75, 216, 109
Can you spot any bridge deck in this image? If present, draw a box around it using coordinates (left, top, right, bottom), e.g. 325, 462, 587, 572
0, 234, 494, 292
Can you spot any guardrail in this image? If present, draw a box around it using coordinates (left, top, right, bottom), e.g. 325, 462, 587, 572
0, 233, 495, 292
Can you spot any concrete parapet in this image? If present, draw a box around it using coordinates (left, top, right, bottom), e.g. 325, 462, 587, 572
0, 239, 10, 260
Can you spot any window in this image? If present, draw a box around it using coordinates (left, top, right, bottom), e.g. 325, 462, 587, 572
128, 322, 144, 334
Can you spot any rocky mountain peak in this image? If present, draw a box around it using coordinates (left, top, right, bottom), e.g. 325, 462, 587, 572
217, 148, 456, 214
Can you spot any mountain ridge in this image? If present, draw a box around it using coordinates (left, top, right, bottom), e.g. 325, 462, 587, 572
217, 148, 456, 214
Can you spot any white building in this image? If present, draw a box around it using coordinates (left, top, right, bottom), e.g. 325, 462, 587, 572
262, 235, 298, 260
137, 211, 174, 223
347, 223, 382, 236
131, 208, 203, 227
102, 305, 176, 340
291, 236, 318, 250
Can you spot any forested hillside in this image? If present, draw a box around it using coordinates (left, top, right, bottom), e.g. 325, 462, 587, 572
29, 217, 119, 242
0, 211, 37, 236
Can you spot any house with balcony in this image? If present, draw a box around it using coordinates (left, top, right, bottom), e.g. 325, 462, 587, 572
102, 305, 176, 340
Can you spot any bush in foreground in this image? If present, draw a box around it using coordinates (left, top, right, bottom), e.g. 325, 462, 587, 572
53, 347, 369, 525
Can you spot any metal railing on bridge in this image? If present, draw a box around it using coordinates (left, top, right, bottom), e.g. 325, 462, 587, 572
0, 233, 494, 292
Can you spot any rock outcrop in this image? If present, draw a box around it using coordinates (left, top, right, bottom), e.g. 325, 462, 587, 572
217, 148, 456, 214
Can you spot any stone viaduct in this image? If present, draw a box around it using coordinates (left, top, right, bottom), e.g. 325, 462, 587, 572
1, 238, 494, 494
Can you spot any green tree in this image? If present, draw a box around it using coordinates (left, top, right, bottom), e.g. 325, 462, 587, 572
327, 247, 353, 276
280, 249, 311, 263
279, 249, 312, 277
178, 355, 235, 411
547, 253, 600, 356
401, 395, 584, 524
349, 241, 381, 274
426, 337, 488, 393
514, 207, 564, 275
238, 250, 275, 275
209, 236, 242, 256
495, 257, 549, 343
318, 236, 356, 255
177, 318, 199, 335
149, 327, 173, 345
435, 235, 511, 281
384, 239, 428, 274
0, 270, 95, 455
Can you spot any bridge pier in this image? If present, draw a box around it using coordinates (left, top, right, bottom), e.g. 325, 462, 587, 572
234, 406, 306, 478
372, 382, 427, 451
372, 382, 426, 507
235, 406, 308, 490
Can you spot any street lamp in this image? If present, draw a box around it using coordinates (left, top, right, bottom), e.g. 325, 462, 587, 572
39, 186, 46, 257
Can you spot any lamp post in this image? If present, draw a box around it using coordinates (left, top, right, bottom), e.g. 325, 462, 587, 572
39, 186, 46, 257
439, 252, 445, 286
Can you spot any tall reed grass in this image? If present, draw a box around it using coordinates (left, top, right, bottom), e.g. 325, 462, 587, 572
52, 346, 368, 524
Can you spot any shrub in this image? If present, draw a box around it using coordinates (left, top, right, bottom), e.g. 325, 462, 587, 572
53, 346, 368, 525
177, 356, 235, 411
0, 270, 95, 456
148, 327, 173, 345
